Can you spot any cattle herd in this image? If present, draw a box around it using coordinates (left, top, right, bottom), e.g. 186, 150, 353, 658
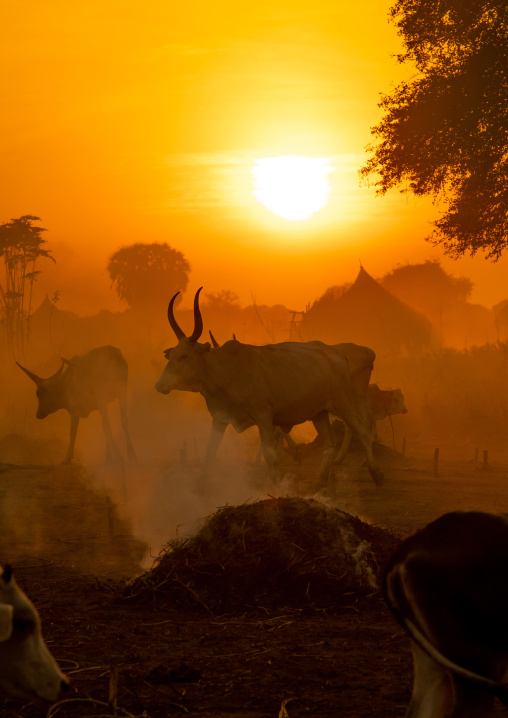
8, 287, 508, 715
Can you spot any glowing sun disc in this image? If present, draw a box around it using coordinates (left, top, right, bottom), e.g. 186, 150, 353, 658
251, 155, 334, 221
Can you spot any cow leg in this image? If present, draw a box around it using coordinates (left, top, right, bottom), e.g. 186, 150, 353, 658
312, 411, 336, 486
335, 400, 383, 487
63, 414, 80, 464
335, 423, 353, 465
117, 393, 136, 462
256, 428, 289, 464
354, 418, 384, 487
329, 389, 383, 487
406, 643, 453, 718
274, 427, 286, 462
204, 418, 228, 467
99, 405, 122, 463
257, 421, 279, 481
283, 431, 301, 464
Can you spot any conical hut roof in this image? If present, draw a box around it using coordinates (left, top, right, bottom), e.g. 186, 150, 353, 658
302, 267, 435, 355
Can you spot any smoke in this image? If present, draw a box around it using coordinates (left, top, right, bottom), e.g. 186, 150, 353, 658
4, 266, 508, 579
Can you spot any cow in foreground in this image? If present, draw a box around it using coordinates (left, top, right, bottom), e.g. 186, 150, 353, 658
335, 383, 407, 463
17, 345, 136, 464
383, 511, 508, 717
155, 288, 383, 487
0, 564, 69, 701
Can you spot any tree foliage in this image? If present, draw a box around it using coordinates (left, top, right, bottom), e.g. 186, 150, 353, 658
0, 215, 54, 357
380, 260, 473, 322
107, 242, 191, 311
360, 1, 508, 259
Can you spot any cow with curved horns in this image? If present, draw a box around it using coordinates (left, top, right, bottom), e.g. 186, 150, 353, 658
384, 511, 508, 716
17, 345, 136, 464
0, 564, 69, 701
209, 331, 378, 467
155, 288, 383, 487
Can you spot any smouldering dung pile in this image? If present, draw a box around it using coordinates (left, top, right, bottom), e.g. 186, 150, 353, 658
125, 497, 398, 611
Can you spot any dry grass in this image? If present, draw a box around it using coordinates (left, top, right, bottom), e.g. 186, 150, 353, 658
124, 496, 399, 612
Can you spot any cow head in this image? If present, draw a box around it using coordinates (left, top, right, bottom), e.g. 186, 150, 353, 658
155, 287, 211, 394
0, 565, 69, 701
16, 361, 68, 419
388, 388, 408, 416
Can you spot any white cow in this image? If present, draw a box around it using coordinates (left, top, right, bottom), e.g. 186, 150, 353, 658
383, 511, 508, 717
0, 565, 69, 701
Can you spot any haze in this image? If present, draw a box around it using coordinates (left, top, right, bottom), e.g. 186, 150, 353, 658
3, 0, 508, 316
4, 1, 508, 569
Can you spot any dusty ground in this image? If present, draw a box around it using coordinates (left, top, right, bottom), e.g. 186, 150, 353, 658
2, 434, 508, 718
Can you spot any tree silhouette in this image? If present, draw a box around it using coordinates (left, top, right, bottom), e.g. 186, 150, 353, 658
360, 1, 508, 259
0, 215, 54, 358
107, 243, 191, 311
380, 260, 473, 323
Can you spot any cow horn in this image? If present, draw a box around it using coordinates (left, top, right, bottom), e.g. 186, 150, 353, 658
16, 362, 43, 385
209, 330, 219, 348
167, 292, 186, 340
189, 287, 204, 343
48, 361, 65, 380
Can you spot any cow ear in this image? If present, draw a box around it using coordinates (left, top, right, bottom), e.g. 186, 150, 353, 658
0, 604, 13, 642
199, 342, 212, 354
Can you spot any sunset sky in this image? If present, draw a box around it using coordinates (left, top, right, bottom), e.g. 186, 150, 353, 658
3, 0, 508, 315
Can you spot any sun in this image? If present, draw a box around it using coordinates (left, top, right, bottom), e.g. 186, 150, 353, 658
251, 155, 334, 221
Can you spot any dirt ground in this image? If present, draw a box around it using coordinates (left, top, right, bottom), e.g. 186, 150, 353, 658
2, 434, 508, 718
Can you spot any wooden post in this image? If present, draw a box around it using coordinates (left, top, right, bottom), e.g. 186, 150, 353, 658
402, 438, 406, 457
483, 450, 488, 469
433, 448, 439, 477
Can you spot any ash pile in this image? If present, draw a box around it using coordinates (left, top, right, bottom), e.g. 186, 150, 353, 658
125, 497, 398, 612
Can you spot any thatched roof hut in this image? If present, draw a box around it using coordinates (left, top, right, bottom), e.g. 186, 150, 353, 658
301, 267, 435, 356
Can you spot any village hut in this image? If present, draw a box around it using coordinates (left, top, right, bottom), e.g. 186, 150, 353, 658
28, 295, 76, 360
29, 295, 133, 362
301, 266, 435, 356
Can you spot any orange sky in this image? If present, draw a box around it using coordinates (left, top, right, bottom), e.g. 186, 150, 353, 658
3, 0, 508, 315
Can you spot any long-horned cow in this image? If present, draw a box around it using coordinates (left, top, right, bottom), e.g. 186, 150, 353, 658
383, 511, 508, 716
0, 565, 69, 701
155, 288, 383, 487
17, 345, 136, 464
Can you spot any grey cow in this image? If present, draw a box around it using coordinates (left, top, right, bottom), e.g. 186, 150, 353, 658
17, 345, 136, 464
156, 288, 383, 487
